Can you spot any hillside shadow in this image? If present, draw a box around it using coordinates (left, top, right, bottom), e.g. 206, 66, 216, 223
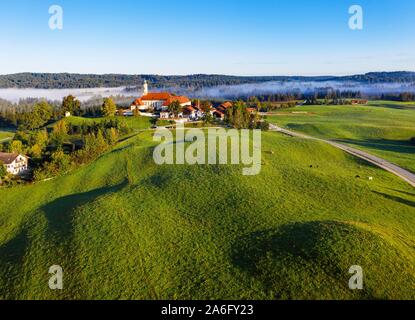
386, 188, 415, 197
372, 191, 415, 208
231, 221, 348, 274
375, 103, 415, 110
336, 139, 415, 155
41, 180, 128, 244
0, 229, 29, 299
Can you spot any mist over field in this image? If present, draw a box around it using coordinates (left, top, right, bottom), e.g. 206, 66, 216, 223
1, 80, 415, 102
182, 81, 415, 99
0, 87, 136, 103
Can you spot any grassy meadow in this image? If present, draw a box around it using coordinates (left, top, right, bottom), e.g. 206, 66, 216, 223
1, 129, 415, 299
0, 130, 14, 141
58, 115, 171, 131
266, 101, 415, 173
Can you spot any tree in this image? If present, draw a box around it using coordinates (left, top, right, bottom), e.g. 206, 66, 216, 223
204, 112, 213, 124
228, 101, 248, 129
33, 101, 53, 125
257, 120, 270, 131
8, 140, 23, 153
168, 100, 182, 118
51, 150, 71, 172
411, 137, 415, 145
105, 128, 118, 146
95, 130, 108, 153
0, 160, 6, 178
17, 101, 53, 130
150, 117, 159, 127
51, 120, 68, 149
34, 130, 49, 149
101, 98, 117, 117
62, 95, 81, 116
84, 130, 108, 155
200, 100, 212, 113
30, 144, 43, 159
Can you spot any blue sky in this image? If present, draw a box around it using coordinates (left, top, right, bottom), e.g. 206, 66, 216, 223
0, 0, 414, 76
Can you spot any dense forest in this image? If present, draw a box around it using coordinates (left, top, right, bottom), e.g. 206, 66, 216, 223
1, 72, 415, 89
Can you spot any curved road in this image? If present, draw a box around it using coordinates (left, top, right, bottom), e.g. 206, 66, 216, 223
269, 123, 415, 188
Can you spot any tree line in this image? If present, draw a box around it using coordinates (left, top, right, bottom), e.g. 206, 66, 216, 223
2, 72, 415, 89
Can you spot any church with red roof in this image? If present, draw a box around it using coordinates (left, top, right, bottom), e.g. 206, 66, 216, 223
131, 80, 191, 113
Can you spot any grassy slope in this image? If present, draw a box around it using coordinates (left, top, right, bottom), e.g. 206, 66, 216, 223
0, 130, 14, 141
266, 101, 415, 173
55, 116, 155, 131
0, 131, 415, 300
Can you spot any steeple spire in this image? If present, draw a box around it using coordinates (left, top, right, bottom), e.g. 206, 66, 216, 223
143, 80, 148, 96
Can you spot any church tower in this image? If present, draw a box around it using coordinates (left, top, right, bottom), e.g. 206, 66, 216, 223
143, 80, 148, 96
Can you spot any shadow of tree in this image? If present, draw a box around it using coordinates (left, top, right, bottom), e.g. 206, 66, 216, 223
372, 191, 415, 208
386, 188, 415, 197
375, 103, 415, 110
336, 139, 415, 155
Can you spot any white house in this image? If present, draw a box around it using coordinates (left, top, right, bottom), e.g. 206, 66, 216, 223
0, 152, 29, 175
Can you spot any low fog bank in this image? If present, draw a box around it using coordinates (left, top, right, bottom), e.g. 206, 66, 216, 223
1, 81, 415, 103
181, 81, 415, 99
0, 87, 139, 103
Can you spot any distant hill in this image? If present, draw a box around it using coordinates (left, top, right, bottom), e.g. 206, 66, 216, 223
0, 72, 414, 89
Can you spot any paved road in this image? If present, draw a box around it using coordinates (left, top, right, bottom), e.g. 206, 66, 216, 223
269, 123, 415, 188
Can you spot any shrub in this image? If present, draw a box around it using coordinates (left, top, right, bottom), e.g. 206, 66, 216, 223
257, 121, 270, 131
410, 137, 415, 145
0, 160, 6, 178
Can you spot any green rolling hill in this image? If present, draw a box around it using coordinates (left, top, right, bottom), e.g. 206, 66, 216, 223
0, 130, 415, 299
267, 101, 415, 173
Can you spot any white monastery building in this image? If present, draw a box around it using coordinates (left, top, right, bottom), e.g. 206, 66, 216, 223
131, 80, 191, 112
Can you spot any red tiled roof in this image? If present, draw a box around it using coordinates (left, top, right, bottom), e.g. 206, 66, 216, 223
163, 96, 191, 107
220, 101, 233, 109
131, 98, 144, 106
141, 92, 172, 101
0, 152, 19, 164
132, 92, 191, 108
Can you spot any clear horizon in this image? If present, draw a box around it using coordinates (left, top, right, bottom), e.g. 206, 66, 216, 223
1, 0, 414, 75
1, 71, 415, 77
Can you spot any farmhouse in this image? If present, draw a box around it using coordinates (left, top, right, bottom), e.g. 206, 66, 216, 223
217, 101, 233, 113
182, 106, 197, 120
351, 99, 368, 105
0, 152, 29, 175
212, 109, 225, 120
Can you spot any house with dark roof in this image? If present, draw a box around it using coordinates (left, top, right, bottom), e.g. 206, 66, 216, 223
0, 152, 29, 175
